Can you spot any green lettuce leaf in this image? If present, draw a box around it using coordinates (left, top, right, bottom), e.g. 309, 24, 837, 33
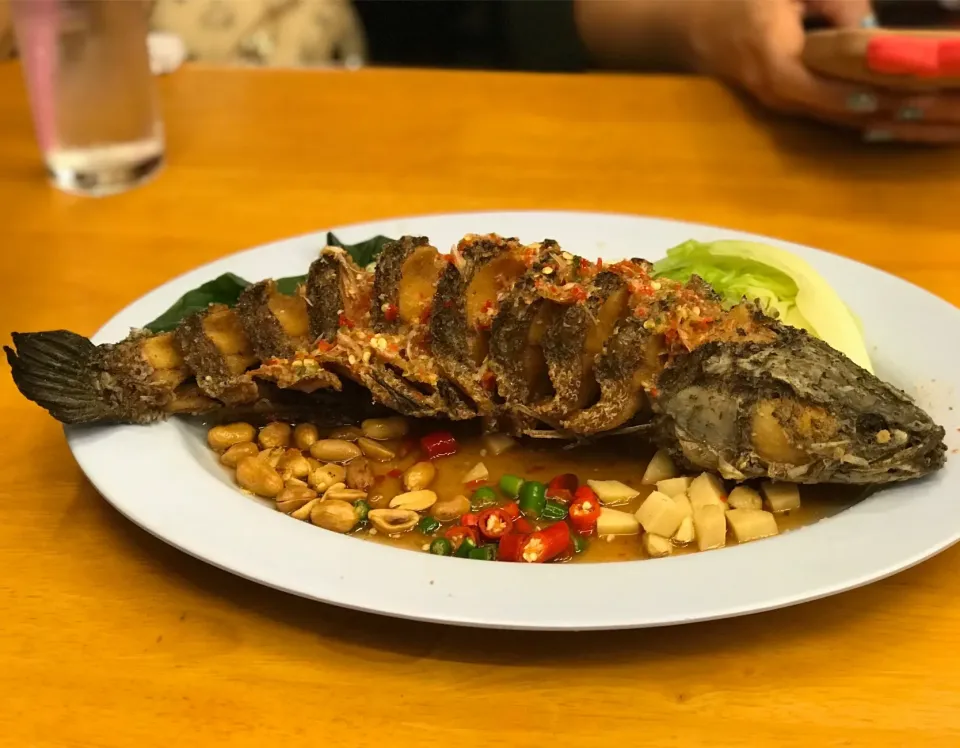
143, 231, 394, 333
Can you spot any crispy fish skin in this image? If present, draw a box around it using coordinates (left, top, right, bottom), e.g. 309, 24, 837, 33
5, 234, 949, 486
175, 304, 259, 406
370, 235, 433, 333
653, 324, 947, 483
488, 242, 570, 426
539, 270, 627, 421
235, 279, 309, 359
429, 234, 528, 416
361, 235, 475, 419
305, 248, 371, 342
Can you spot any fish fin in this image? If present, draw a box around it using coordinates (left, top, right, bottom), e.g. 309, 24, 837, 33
5, 331, 113, 424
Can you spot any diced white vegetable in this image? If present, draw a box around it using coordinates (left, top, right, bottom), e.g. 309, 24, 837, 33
596, 507, 641, 536
643, 533, 673, 558
727, 486, 762, 511
587, 479, 640, 506
693, 505, 727, 551
655, 476, 692, 498
641, 449, 678, 484
673, 515, 695, 545
635, 490, 685, 537
761, 481, 801, 513
462, 461, 489, 484
672, 492, 693, 518
689, 473, 726, 511
482, 433, 516, 456
726, 509, 779, 543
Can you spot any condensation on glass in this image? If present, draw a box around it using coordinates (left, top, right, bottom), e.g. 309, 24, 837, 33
13, 0, 164, 196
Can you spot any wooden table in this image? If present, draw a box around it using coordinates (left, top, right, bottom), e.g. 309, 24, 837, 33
2, 63, 959, 747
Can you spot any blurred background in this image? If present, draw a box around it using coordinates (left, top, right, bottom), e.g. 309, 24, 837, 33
3, 0, 960, 72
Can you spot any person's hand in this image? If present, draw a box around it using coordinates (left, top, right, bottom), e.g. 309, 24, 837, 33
684, 0, 960, 144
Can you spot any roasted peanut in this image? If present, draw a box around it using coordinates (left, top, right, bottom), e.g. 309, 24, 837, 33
389, 489, 437, 512
323, 482, 347, 495
258, 422, 292, 449
291, 498, 321, 521
277, 485, 317, 503
402, 461, 436, 491
257, 447, 285, 468
310, 439, 362, 462
277, 449, 311, 480
220, 442, 259, 467
358, 437, 396, 462
431, 494, 471, 521
308, 464, 347, 492
345, 457, 375, 491
236, 456, 283, 498
293, 423, 319, 451
368, 508, 419, 534
285, 477, 308, 489
277, 497, 313, 514
208, 422, 256, 451
306, 457, 324, 472
328, 425, 363, 441
326, 488, 368, 502
361, 417, 409, 440
311, 499, 359, 533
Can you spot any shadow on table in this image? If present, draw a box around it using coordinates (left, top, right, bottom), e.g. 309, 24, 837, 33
89, 478, 931, 668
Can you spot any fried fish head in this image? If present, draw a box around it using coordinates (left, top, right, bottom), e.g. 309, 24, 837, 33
653, 327, 947, 484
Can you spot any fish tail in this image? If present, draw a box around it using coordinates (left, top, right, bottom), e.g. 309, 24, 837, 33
4, 331, 113, 424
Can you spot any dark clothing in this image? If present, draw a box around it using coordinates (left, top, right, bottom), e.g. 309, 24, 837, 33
353, 0, 960, 73
352, 0, 587, 71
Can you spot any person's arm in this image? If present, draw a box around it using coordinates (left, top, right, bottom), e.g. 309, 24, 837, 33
573, 0, 700, 71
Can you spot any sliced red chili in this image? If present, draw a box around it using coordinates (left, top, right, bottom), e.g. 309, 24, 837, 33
513, 517, 534, 534
315, 339, 333, 353
547, 488, 574, 504
497, 533, 527, 563
337, 313, 355, 329
460, 512, 479, 528
477, 508, 514, 540
546, 473, 578, 500
465, 479, 487, 492
387, 468, 403, 478
383, 303, 399, 322
444, 526, 478, 550
501, 501, 521, 520
569, 486, 602, 535
420, 430, 458, 460
519, 522, 571, 563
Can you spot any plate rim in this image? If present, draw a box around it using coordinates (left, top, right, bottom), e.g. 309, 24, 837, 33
64, 210, 960, 630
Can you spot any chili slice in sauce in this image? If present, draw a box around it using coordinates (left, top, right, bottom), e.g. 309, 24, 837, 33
546, 473, 578, 499
444, 526, 478, 551
569, 486, 602, 535
519, 522, 571, 563
477, 508, 514, 540
501, 501, 521, 520
497, 533, 527, 563
420, 431, 458, 460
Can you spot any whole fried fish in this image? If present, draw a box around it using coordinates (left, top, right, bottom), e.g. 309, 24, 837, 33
5, 234, 947, 485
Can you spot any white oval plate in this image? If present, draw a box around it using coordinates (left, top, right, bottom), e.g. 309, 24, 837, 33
66, 211, 960, 630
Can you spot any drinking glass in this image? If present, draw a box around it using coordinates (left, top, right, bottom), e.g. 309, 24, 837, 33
12, 0, 164, 196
